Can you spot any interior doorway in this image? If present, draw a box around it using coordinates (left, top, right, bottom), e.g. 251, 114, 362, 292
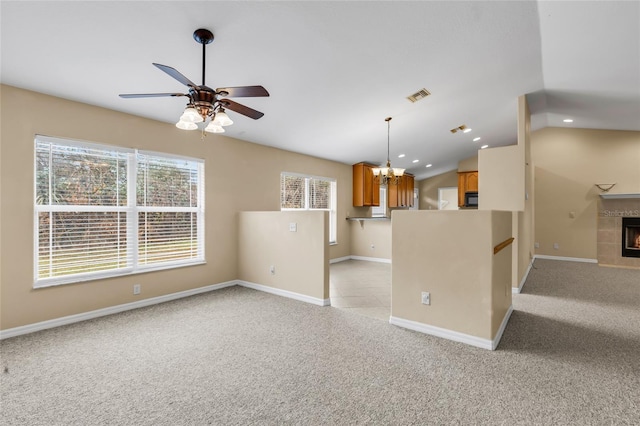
438, 187, 458, 210
329, 260, 391, 321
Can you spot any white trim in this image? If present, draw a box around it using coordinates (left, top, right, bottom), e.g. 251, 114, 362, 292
599, 193, 640, 199
389, 316, 493, 350
0, 280, 237, 340
389, 306, 513, 351
329, 255, 392, 264
513, 259, 534, 294
533, 254, 597, 264
237, 280, 330, 307
491, 305, 513, 350
350, 255, 391, 264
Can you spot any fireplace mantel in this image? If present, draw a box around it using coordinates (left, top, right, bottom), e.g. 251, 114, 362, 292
599, 193, 640, 199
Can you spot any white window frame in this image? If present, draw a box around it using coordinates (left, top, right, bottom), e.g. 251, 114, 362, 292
34, 135, 205, 288
372, 186, 387, 217
280, 172, 337, 244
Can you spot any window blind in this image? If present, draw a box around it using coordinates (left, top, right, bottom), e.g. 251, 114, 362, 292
35, 136, 204, 287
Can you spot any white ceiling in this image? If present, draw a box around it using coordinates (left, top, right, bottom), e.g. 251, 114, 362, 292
2, 1, 638, 180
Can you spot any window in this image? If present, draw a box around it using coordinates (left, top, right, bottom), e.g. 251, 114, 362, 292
372, 186, 387, 217
35, 136, 204, 287
280, 172, 337, 243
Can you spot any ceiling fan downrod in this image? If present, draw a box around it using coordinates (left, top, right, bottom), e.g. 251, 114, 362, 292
193, 28, 214, 86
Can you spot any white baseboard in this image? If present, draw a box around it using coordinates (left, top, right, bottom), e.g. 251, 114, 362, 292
491, 305, 513, 350
0, 280, 238, 340
390, 306, 513, 351
329, 256, 352, 264
349, 255, 391, 264
237, 280, 330, 307
390, 316, 492, 350
513, 259, 534, 294
533, 254, 597, 264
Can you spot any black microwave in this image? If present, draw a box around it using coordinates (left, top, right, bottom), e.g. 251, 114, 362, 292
465, 191, 478, 207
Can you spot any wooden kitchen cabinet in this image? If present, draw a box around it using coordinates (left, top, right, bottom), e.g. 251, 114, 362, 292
388, 174, 415, 208
457, 171, 478, 207
353, 163, 380, 206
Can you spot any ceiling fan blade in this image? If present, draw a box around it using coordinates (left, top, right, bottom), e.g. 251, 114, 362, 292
119, 93, 188, 98
220, 99, 265, 120
153, 63, 198, 88
216, 86, 270, 98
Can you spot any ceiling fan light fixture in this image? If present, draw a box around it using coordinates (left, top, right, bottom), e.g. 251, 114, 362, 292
176, 120, 198, 130
119, 28, 270, 136
204, 122, 225, 133
212, 110, 233, 126
180, 106, 204, 123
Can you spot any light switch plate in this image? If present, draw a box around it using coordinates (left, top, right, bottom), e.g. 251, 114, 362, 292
421, 291, 430, 305
289, 222, 297, 232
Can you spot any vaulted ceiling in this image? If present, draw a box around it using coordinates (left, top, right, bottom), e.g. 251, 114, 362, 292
2, 1, 638, 179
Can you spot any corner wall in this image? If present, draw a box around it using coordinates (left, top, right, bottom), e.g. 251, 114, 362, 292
0, 85, 352, 330
349, 220, 392, 260
417, 170, 458, 210
238, 211, 329, 303
390, 210, 512, 348
532, 127, 640, 259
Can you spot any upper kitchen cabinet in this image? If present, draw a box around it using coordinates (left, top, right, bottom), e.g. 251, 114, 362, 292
388, 174, 415, 208
353, 162, 380, 207
457, 171, 478, 207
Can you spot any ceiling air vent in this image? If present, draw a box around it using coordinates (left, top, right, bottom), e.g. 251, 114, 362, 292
407, 88, 431, 103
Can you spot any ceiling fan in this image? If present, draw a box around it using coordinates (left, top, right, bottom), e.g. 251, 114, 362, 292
119, 28, 269, 133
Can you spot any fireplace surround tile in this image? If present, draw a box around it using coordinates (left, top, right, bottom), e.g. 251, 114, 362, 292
597, 196, 640, 269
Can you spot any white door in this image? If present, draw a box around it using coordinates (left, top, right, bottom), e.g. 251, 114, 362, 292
438, 187, 458, 210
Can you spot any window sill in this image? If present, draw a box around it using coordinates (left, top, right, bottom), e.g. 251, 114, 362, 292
34, 260, 207, 289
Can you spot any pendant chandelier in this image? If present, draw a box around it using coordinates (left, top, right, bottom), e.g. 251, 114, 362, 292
372, 117, 405, 185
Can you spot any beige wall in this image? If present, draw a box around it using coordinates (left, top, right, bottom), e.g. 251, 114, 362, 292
349, 219, 391, 260
391, 210, 512, 341
458, 156, 479, 172
518, 95, 535, 287
417, 169, 458, 210
478, 145, 525, 212
532, 127, 640, 259
238, 211, 329, 300
0, 85, 352, 330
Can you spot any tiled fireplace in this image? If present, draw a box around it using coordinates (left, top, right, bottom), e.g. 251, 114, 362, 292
597, 194, 640, 268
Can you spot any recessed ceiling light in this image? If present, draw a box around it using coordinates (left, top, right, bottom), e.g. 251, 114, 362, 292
563, 118, 574, 123
425, 164, 432, 168
398, 154, 406, 158
412, 159, 419, 163
463, 128, 472, 133
473, 137, 481, 142
480, 144, 489, 149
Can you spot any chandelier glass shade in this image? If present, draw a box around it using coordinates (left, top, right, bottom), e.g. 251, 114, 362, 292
372, 117, 405, 185
175, 103, 234, 133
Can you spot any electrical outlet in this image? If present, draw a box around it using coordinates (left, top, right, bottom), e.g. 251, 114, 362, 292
553, 243, 559, 250
289, 222, 297, 232
421, 291, 430, 305
534, 242, 539, 248
370, 244, 375, 250
133, 284, 141, 295
270, 265, 275, 275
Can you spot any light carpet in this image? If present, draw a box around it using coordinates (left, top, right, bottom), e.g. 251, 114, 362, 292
1, 258, 639, 424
